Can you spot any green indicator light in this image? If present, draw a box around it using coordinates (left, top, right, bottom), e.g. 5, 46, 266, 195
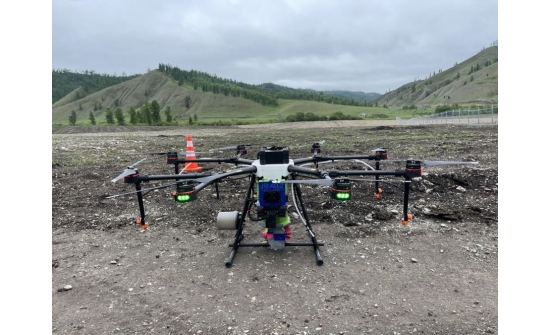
176, 194, 191, 202
331, 191, 351, 201
339, 193, 350, 199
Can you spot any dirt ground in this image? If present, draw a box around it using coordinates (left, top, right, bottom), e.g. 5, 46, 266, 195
52, 121, 498, 335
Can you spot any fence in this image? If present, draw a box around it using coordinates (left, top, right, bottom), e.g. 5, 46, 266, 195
396, 105, 498, 126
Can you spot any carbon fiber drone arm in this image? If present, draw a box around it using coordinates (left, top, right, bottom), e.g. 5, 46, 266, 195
293, 154, 380, 165
194, 165, 258, 193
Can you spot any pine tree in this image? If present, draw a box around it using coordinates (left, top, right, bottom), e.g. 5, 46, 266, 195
69, 110, 77, 125
140, 101, 151, 125
151, 100, 161, 125
114, 107, 125, 125
164, 106, 173, 123
188, 116, 193, 125
89, 112, 96, 125
105, 108, 115, 124
128, 106, 137, 125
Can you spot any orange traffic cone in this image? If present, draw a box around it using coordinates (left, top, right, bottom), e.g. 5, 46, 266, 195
180, 134, 203, 173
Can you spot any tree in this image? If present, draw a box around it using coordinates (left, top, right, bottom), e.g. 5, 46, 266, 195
151, 100, 161, 125
184, 96, 191, 108
105, 108, 115, 124
164, 106, 173, 123
114, 107, 125, 125
89, 112, 96, 125
128, 106, 138, 125
140, 101, 151, 125
188, 116, 193, 125
193, 113, 197, 122
69, 110, 77, 125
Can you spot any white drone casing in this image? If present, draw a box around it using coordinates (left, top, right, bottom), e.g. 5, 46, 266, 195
251, 159, 294, 180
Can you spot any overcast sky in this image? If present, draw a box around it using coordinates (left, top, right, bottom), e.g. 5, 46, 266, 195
52, 0, 498, 94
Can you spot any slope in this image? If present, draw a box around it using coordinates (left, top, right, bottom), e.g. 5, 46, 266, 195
376, 46, 498, 108
52, 70, 272, 124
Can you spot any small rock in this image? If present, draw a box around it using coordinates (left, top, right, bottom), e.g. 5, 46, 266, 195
63, 285, 73, 291
411, 258, 418, 263
110, 260, 117, 265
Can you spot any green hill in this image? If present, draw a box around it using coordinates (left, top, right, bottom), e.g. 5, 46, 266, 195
375, 46, 498, 108
52, 47, 498, 125
52, 69, 395, 125
52, 69, 140, 104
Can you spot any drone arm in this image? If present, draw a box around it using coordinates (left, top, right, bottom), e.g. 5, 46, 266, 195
139, 172, 213, 182
194, 165, 257, 193
325, 169, 407, 178
175, 157, 254, 165
287, 165, 326, 178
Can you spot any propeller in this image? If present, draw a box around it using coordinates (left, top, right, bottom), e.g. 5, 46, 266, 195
383, 159, 478, 167
278, 177, 399, 187
111, 158, 146, 183
106, 181, 179, 198
194, 166, 257, 184
277, 178, 334, 186
149, 149, 212, 155
208, 144, 254, 152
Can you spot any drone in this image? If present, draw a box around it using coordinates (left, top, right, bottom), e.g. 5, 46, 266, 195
109, 136, 478, 267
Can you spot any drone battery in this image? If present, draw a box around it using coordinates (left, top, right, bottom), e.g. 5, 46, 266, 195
258, 147, 289, 165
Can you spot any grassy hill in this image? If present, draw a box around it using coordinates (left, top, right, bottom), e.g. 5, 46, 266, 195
375, 46, 498, 108
53, 46, 498, 125
52, 70, 393, 125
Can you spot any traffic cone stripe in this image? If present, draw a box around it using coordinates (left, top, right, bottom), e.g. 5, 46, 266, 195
180, 134, 202, 172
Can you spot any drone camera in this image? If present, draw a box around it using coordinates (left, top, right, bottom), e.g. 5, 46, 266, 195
172, 182, 197, 203
258, 147, 289, 165
331, 178, 351, 201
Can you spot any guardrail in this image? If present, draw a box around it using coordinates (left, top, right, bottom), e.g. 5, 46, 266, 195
396, 105, 498, 125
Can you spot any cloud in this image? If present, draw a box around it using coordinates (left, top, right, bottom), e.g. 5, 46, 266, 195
52, 0, 498, 93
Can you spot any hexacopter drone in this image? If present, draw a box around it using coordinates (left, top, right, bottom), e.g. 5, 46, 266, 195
109, 135, 478, 267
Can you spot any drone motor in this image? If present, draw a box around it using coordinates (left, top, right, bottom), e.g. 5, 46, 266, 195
172, 181, 197, 203
330, 178, 351, 201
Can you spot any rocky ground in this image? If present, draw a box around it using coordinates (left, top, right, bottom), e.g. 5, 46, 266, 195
52, 122, 498, 334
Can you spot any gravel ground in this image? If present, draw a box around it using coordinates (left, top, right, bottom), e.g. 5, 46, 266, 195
51, 121, 498, 334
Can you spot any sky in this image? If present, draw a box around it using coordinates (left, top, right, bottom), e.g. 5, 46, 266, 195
51, 0, 498, 94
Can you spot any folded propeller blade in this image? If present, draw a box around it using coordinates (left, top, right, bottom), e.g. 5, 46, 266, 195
111, 158, 147, 183
277, 179, 334, 186
106, 182, 179, 198
383, 159, 478, 166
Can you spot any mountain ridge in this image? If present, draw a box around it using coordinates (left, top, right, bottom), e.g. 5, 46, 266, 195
52, 46, 497, 124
